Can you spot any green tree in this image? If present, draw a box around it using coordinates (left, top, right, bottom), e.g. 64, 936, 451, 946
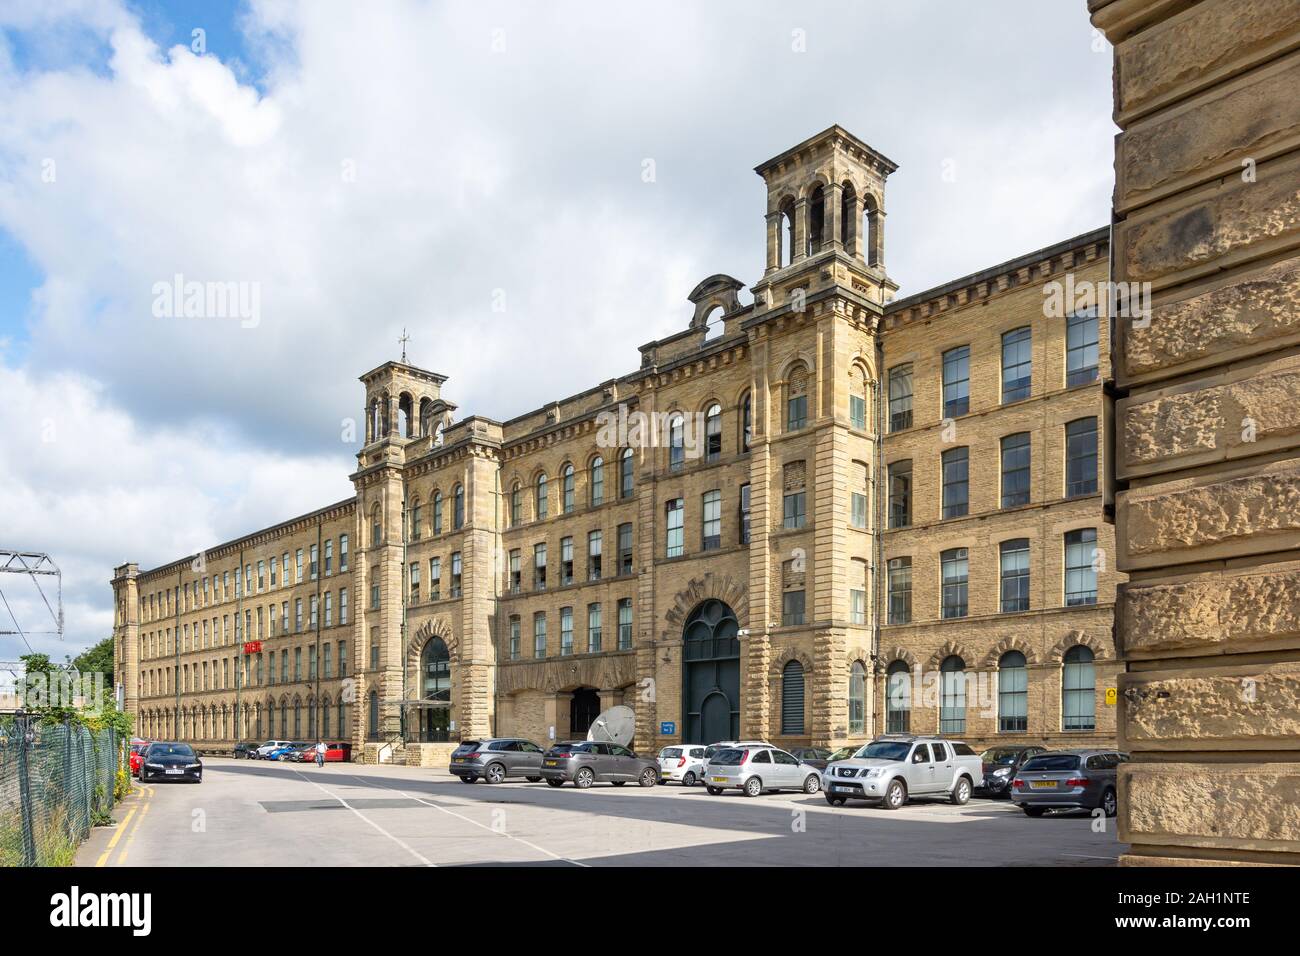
72, 636, 115, 686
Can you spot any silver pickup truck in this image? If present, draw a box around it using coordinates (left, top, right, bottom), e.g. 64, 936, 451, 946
822, 735, 982, 809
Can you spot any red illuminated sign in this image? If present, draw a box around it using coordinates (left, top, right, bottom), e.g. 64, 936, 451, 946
242, 641, 263, 655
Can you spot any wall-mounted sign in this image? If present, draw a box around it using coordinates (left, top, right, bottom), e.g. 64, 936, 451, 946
660, 721, 676, 735
243, 641, 263, 655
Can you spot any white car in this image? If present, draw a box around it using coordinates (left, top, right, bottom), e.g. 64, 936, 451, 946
254, 739, 293, 759
658, 745, 708, 786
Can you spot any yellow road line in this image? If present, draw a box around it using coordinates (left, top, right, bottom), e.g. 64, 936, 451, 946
115, 785, 153, 866
94, 806, 137, 867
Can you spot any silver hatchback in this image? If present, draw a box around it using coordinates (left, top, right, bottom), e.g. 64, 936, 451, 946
703, 745, 823, 797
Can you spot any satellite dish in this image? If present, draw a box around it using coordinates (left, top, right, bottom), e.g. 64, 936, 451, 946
587, 705, 636, 747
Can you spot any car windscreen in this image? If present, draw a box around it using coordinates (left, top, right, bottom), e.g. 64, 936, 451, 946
982, 748, 1024, 765
710, 748, 745, 766
854, 741, 911, 761
147, 743, 194, 758
1022, 754, 1080, 772
452, 741, 481, 754
828, 747, 857, 762
660, 748, 682, 758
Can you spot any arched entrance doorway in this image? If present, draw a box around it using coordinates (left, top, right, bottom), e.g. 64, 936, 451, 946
682, 599, 740, 743
569, 688, 601, 737
417, 636, 451, 742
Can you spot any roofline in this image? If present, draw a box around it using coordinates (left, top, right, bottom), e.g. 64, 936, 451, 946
754, 125, 899, 177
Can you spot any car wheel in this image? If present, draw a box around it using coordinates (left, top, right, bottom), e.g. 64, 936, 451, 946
639, 768, 657, 787
802, 774, 821, 794
484, 763, 506, 785
682, 771, 696, 787
882, 778, 907, 810
611, 781, 626, 787
526, 776, 542, 783
825, 794, 846, 806
950, 776, 972, 805
1022, 806, 1046, 817
706, 786, 723, 796
545, 778, 564, 788
743, 777, 763, 798
1100, 787, 1117, 818
574, 767, 595, 789
458, 775, 475, 783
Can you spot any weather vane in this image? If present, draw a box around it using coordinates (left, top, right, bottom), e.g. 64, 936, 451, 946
398, 328, 410, 363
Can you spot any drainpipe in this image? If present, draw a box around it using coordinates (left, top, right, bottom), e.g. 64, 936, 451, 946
314, 517, 323, 740
235, 546, 243, 745
872, 339, 886, 736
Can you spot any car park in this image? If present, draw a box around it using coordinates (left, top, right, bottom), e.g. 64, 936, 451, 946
976, 745, 1046, 798
823, 735, 982, 809
232, 741, 261, 759
539, 741, 659, 789
787, 746, 835, 770
449, 738, 547, 783
265, 742, 308, 761
1011, 749, 1126, 817
319, 741, 352, 762
254, 739, 293, 759
657, 744, 707, 786
703, 745, 822, 797
138, 741, 203, 783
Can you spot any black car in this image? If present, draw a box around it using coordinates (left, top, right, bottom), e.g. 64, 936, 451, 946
138, 741, 203, 783
233, 741, 261, 759
786, 747, 835, 771
976, 744, 1047, 797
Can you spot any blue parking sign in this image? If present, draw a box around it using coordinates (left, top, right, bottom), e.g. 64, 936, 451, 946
660, 721, 675, 735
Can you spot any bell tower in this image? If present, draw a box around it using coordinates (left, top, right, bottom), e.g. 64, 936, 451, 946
360, 361, 455, 448
751, 125, 898, 315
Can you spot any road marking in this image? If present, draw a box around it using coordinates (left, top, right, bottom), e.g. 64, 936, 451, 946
116, 785, 153, 866
290, 769, 435, 867
347, 773, 588, 867
94, 806, 137, 867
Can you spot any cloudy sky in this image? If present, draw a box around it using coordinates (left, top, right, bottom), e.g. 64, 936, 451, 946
0, 0, 1115, 661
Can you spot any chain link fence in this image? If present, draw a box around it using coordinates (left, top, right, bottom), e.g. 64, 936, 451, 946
1, 716, 122, 866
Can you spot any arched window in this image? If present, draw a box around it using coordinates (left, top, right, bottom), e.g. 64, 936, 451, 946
590, 457, 604, 506
850, 366, 868, 430
421, 637, 450, 702
620, 449, 634, 498
940, 656, 967, 733
780, 199, 796, 267
453, 484, 465, 530
409, 498, 421, 541
863, 194, 881, 267
432, 490, 443, 534
321, 697, 331, 737
562, 464, 575, 513
668, 414, 685, 472
807, 184, 825, 257
535, 474, 548, 520
510, 483, 522, 526
848, 661, 867, 735
370, 506, 382, 548
840, 181, 856, 248
740, 392, 752, 452
1062, 645, 1096, 731
998, 651, 1028, 732
787, 365, 808, 431
781, 660, 805, 735
705, 404, 722, 462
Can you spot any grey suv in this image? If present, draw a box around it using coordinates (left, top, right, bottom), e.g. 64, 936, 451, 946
1011, 749, 1127, 817
539, 741, 659, 789
449, 738, 546, 784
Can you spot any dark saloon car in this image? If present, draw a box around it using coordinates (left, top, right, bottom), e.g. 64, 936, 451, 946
138, 742, 203, 783
786, 747, 835, 771
539, 741, 659, 789
1011, 749, 1127, 816
449, 738, 546, 783
976, 745, 1046, 797
232, 741, 261, 759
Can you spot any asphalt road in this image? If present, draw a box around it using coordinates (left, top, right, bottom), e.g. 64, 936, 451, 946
77, 758, 1127, 867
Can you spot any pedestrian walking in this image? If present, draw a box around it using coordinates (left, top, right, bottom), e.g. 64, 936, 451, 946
315, 739, 326, 767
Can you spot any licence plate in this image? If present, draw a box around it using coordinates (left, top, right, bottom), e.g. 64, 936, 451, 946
711, 776, 727, 783
165, 767, 184, 775
1030, 779, 1057, 789
831, 784, 851, 792
544, 760, 558, 767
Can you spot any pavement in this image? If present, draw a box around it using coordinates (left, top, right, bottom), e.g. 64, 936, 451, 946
77, 757, 1127, 867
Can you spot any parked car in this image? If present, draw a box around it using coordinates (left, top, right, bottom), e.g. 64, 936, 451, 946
449, 738, 546, 783
319, 741, 352, 763
539, 741, 659, 789
976, 745, 1047, 798
285, 743, 316, 763
657, 744, 708, 786
232, 741, 261, 759
1011, 749, 1126, 817
822, 735, 982, 809
254, 739, 293, 759
265, 742, 308, 761
128, 739, 150, 777
703, 745, 823, 797
787, 746, 835, 770
700, 740, 767, 770
138, 741, 203, 783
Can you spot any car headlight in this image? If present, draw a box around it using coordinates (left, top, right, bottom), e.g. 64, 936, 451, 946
994, 767, 1011, 777
144, 763, 162, 769
186, 763, 201, 769
864, 768, 884, 778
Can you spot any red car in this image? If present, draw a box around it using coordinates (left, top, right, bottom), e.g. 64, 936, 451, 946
128, 739, 150, 777
317, 741, 352, 763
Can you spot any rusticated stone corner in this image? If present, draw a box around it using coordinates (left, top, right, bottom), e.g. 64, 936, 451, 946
1121, 564, 1300, 654
1121, 763, 1300, 851
1123, 664, 1300, 746
1124, 460, 1300, 557
1124, 258, 1300, 378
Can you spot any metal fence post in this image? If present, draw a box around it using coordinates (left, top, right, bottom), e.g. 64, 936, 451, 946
15, 716, 37, 867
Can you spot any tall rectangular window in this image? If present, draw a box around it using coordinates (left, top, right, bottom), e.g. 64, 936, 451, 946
739, 484, 751, 544
533, 543, 547, 590
1065, 418, 1099, 497
849, 587, 866, 625
587, 603, 602, 653
1000, 432, 1031, 508
849, 392, 866, 430
324, 539, 333, 575
887, 557, 912, 625
533, 612, 546, 659
339, 535, 348, 571
787, 393, 807, 431
701, 490, 721, 550
888, 365, 913, 432
339, 588, 348, 625
508, 617, 520, 660
942, 345, 970, 418
1065, 529, 1098, 606
783, 491, 806, 530
1001, 327, 1032, 402
1066, 309, 1099, 386
508, 550, 520, 593
310, 545, 319, 580
620, 451, 634, 499
665, 498, 684, 558
450, 551, 462, 597
941, 548, 969, 619
888, 460, 912, 528
560, 606, 574, 656
618, 523, 633, 575
782, 590, 806, 626
429, 558, 441, 600
617, 598, 632, 650
587, 530, 602, 580
850, 462, 868, 529
941, 447, 969, 519
408, 562, 420, 604
1000, 539, 1030, 612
